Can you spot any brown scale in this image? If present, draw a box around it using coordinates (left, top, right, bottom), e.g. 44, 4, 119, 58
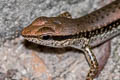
71, 18, 120, 39
42, 19, 120, 41
75, 0, 120, 34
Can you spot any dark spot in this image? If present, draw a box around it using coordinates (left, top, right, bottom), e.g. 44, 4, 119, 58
86, 15, 91, 19
106, 13, 109, 16
96, 10, 101, 15
101, 9, 106, 12
90, 20, 94, 23
101, 16, 104, 19
118, 6, 120, 9
77, 24, 80, 26
95, 18, 99, 21
114, 2, 119, 5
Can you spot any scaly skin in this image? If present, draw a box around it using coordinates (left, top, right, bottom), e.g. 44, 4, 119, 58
21, 0, 120, 80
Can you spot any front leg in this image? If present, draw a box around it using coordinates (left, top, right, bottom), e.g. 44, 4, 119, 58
70, 38, 99, 80
84, 46, 99, 80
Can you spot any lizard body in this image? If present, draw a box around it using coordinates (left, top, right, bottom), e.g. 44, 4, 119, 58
21, 0, 120, 80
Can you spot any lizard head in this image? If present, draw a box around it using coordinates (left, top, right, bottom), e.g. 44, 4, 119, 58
21, 17, 77, 47
22, 17, 57, 40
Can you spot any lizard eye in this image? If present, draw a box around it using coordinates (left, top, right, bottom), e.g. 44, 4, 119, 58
42, 35, 51, 40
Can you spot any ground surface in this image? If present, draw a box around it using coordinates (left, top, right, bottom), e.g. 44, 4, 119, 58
0, 0, 120, 80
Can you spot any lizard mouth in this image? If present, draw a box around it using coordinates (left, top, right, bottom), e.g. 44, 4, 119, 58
24, 37, 64, 48
23, 34, 73, 41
